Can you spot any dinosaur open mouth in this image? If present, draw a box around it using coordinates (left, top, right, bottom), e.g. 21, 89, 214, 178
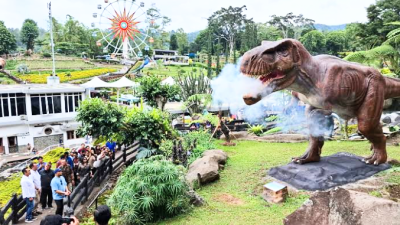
258, 70, 285, 84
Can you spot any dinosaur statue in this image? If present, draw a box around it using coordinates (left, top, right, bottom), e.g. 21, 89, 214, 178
240, 38, 400, 165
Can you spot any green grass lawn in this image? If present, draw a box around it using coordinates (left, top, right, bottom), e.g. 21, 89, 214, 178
161, 140, 400, 225
143, 65, 208, 78
6, 59, 95, 70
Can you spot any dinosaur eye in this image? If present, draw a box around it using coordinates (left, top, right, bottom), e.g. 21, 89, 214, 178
277, 47, 289, 57
262, 51, 275, 62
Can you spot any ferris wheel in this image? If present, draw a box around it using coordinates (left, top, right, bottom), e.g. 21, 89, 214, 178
92, 0, 157, 59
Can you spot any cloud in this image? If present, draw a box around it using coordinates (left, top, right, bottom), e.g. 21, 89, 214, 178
0, 0, 376, 33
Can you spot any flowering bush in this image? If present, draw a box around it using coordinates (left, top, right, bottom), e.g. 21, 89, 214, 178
17, 68, 117, 83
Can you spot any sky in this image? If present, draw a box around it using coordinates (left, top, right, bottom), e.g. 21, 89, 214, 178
0, 0, 377, 33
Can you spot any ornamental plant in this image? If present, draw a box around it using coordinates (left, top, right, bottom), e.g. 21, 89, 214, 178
76, 98, 125, 140
120, 107, 175, 148
138, 76, 180, 111
107, 155, 190, 224
17, 68, 117, 83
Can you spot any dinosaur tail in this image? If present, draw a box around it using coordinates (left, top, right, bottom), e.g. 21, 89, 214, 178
384, 76, 400, 99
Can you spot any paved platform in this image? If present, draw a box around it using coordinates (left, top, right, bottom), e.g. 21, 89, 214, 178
268, 152, 391, 191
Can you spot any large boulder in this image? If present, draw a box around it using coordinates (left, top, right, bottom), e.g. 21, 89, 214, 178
186, 150, 228, 187
284, 188, 400, 225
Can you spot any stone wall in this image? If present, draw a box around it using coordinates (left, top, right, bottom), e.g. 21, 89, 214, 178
34, 134, 62, 150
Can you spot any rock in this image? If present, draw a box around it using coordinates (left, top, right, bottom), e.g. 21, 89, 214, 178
188, 190, 205, 206
382, 116, 391, 124
186, 150, 228, 187
349, 135, 363, 140
284, 188, 400, 225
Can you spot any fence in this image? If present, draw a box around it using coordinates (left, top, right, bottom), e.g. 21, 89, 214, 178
0, 142, 139, 225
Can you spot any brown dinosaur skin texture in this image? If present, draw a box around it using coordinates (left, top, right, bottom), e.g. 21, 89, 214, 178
240, 39, 400, 165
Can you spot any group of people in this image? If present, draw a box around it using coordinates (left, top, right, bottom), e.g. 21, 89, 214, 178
20, 141, 117, 223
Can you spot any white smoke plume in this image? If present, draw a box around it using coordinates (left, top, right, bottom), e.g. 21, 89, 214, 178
211, 60, 334, 137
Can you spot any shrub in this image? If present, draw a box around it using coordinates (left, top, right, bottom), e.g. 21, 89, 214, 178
121, 107, 176, 148
17, 64, 29, 74
42, 52, 52, 58
263, 127, 283, 135
184, 130, 216, 164
248, 125, 264, 136
107, 155, 190, 224
77, 98, 125, 141
138, 76, 180, 110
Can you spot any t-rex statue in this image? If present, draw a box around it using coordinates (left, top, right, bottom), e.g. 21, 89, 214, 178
240, 38, 400, 165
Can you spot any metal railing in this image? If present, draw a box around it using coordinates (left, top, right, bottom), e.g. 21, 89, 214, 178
0, 143, 139, 225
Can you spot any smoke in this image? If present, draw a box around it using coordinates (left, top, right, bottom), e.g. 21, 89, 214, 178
211, 60, 334, 137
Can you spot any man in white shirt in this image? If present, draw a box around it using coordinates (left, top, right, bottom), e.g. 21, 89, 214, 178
29, 163, 42, 215
20, 168, 37, 223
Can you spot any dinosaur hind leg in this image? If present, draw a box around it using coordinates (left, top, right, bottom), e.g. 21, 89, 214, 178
357, 76, 387, 165
292, 107, 326, 164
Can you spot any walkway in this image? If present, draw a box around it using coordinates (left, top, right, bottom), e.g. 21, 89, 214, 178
15, 149, 136, 224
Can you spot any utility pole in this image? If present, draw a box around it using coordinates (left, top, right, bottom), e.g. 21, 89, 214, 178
48, 2, 56, 76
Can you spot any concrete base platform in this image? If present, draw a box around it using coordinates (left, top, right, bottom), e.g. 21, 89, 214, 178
269, 152, 391, 191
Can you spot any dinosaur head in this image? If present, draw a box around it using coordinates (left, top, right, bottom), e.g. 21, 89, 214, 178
240, 39, 307, 105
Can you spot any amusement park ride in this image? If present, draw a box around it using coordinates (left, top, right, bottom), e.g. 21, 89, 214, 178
92, 0, 156, 68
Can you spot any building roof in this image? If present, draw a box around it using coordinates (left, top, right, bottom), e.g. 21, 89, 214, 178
154, 49, 178, 53
0, 83, 85, 94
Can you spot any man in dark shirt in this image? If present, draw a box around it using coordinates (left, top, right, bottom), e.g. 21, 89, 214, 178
39, 163, 54, 210
60, 159, 74, 192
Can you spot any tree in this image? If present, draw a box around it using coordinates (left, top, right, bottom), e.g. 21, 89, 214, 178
208, 5, 248, 59
76, 98, 125, 140
170, 34, 178, 50
256, 23, 282, 43
121, 108, 175, 148
325, 31, 347, 55
351, 0, 400, 49
268, 12, 315, 39
299, 30, 326, 55
176, 28, 189, 54
344, 45, 400, 74
146, 6, 171, 49
0, 21, 17, 55
138, 76, 180, 111
21, 19, 39, 51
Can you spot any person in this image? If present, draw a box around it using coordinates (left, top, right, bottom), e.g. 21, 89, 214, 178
93, 205, 111, 225
27, 143, 32, 154
29, 163, 42, 215
93, 150, 109, 169
77, 143, 86, 156
59, 159, 74, 192
64, 152, 74, 169
106, 140, 116, 160
86, 150, 96, 174
51, 168, 71, 216
78, 157, 92, 180
72, 155, 80, 186
40, 215, 79, 225
32, 147, 37, 155
40, 163, 54, 210
59, 136, 64, 146
21, 168, 37, 223
37, 156, 46, 173
56, 155, 66, 168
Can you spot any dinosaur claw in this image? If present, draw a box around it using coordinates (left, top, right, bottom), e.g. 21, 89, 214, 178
374, 161, 379, 166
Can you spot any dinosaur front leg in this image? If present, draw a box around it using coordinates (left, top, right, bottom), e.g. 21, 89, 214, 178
357, 78, 387, 165
293, 107, 328, 164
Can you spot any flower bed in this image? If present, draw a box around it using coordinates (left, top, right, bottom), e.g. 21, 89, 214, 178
17, 68, 117, 83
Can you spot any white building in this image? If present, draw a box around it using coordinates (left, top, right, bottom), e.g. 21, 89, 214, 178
153, 49, 189, 65
0, 83, 86, 155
